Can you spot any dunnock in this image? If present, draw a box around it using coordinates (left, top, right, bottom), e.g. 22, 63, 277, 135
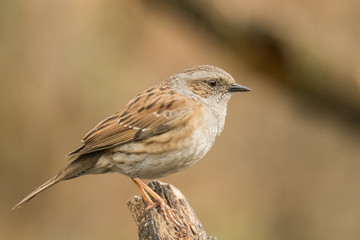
13, 65, 250, 221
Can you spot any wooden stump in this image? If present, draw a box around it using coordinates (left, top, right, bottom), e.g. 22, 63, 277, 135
127, 180, 217, 240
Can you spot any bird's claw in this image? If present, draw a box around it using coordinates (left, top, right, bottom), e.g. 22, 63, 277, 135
145, 199, 184, 230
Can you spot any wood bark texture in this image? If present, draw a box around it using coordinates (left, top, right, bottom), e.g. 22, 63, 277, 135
127, 180, 217, 240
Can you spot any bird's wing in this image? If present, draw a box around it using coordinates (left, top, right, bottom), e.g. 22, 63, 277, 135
67, 88, 196, 157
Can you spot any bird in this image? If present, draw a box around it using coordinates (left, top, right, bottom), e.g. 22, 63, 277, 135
13, 65, 250, 223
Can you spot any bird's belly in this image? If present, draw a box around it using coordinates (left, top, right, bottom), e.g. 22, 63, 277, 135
96, 128, 213, 179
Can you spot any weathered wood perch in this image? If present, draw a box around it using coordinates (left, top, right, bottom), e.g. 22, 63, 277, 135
127, 180, 217, 240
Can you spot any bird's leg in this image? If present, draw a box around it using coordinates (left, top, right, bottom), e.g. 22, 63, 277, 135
131, 178, 156, 209
131, 177, 183, 227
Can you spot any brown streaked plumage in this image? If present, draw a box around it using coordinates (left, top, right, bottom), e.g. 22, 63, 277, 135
68, 86, 193, 157
13, 65, 251, 225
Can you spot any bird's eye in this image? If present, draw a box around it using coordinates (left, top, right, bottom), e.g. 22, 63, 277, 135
208, 80, 217, 87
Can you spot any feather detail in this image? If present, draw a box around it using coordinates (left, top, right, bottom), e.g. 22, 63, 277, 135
68, 86, 195, 157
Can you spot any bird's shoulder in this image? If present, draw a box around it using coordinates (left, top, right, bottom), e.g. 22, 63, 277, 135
67, 85, 203, 157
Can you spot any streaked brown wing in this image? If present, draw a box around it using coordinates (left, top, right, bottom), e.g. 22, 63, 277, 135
68, 88, 192, 157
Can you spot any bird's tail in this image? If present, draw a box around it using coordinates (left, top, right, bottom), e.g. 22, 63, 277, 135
12, 152, 101, 210
12, 175, 61, 209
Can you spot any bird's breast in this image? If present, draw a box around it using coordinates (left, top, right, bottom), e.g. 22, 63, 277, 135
96, 104, 216, 179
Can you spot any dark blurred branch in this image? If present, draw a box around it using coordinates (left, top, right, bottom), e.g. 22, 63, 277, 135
127, 180, 216, 240
142, 0, 360, 126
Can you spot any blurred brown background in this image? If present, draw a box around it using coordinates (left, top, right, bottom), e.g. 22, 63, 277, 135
2, 0, 360, 239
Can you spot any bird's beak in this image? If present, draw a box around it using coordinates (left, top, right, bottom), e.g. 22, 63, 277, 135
228, 83, 251, 92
